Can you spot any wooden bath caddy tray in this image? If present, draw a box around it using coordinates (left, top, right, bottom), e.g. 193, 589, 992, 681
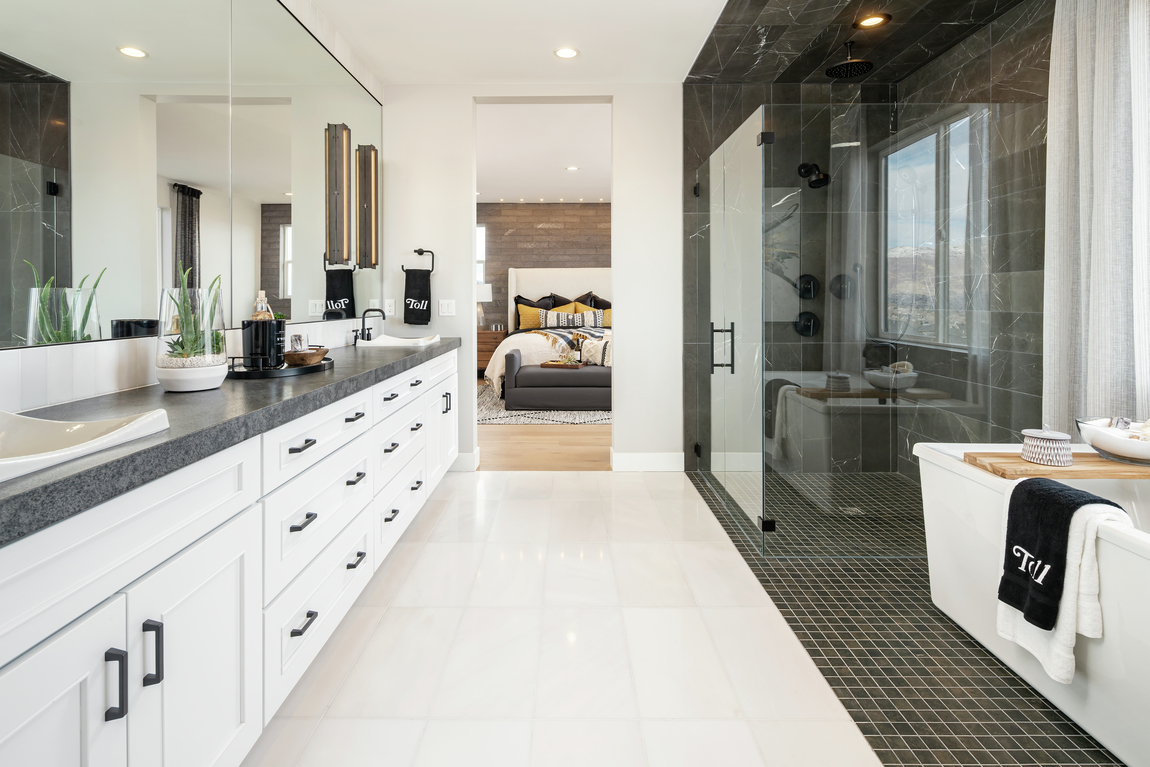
963, 451, 1150, 479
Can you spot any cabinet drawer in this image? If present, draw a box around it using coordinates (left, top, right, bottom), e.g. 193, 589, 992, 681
263, 505, 373, 722
372, 453, 426, 569
424, 349, 457, 385
372, 367, 428, 424
262, 434, 374, 605
261, 390, 373, 494
371, 400, 427, 496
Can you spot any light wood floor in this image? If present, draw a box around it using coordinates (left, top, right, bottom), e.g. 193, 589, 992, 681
478, 424, 612, 471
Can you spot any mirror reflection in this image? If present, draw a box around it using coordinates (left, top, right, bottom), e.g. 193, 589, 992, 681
0, 0, 381, 351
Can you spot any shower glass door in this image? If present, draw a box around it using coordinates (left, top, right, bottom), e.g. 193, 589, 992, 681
707, 108, 765, 526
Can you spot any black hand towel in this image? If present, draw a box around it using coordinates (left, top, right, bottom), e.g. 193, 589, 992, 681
404, 269, 431, 325
325, 268, 356, 319
998, 478, 1123, 630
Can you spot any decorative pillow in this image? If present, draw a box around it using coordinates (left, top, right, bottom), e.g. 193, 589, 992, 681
574, 292, 612, 310
549, 293, 573, 307
540, 309, 604, 328
513, 294, 556, 329
552, 301, 595, 314
582, 338, 613, 366
603, 308, 612, 327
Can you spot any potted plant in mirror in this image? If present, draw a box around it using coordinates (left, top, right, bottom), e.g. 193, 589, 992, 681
155, 269, 228, 392
23, 261, 106, 344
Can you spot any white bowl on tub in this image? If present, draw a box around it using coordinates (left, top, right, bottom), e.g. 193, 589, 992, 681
1076, 417, 1150, 464
863, 369, 919, 391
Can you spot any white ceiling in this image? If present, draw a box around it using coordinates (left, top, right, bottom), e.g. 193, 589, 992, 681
309, 0, 727, 84
476, 103, 611, 204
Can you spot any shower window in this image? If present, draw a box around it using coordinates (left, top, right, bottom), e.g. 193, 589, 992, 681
880, 114, 972, 346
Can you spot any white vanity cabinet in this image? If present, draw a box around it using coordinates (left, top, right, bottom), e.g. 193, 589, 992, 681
0, 596, 128, 767
0, 346, 459, 767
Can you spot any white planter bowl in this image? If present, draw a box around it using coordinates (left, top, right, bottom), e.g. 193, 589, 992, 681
863, 369, 919, 391
156, 364, 228, 393
1076, 417, 1150, 464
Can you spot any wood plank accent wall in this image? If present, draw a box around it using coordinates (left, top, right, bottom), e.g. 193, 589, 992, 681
260, 204, 292, 318
477, 203, 610, 326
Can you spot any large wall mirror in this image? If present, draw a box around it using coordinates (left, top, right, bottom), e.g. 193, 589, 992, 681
0, 0, 382, 350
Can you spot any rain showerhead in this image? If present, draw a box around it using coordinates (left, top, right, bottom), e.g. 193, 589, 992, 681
825, 41, 873, 79
798, 163, 830, 189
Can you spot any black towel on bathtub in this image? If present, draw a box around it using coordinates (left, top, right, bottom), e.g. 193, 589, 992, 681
404, 269, 431, 325
998, 478, 1123, 630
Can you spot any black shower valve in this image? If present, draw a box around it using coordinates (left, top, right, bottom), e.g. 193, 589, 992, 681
794, 274, 820, 300
793, 312, 820, 337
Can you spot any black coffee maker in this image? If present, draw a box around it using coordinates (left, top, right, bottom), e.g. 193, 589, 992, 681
241, 319, 286, 370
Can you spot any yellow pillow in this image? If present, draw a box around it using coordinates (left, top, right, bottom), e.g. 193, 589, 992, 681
517, 303, 543, 329
603, 308, 611, 327
552, 301, 594, 314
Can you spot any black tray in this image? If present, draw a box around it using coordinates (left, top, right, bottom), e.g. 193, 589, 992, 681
226, 357, 334, 379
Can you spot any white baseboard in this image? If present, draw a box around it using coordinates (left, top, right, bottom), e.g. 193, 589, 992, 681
610, 449, 684, 472
450, 449, 480, 472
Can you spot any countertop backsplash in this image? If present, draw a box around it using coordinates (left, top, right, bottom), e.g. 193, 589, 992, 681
0, 316, 384, 414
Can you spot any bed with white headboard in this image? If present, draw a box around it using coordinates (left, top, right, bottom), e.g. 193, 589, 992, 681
484, 267, 613, 401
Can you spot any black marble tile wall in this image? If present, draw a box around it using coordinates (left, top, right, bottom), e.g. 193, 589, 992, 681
0, 76, 72, 348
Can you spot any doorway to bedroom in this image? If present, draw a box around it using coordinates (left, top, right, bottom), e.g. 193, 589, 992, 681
473, 101, 613, 470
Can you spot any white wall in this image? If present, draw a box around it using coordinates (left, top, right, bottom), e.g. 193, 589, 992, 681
231, 196, 262, 322
382, 84, 683, 470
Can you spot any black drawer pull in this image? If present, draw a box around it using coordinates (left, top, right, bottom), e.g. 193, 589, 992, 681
345, 411, 366, 423
289, 512, 317, 532
442, 393, 449, 414
384, 508, 400, 522
384, 442, 400, 454
411, 423, 423, 432
346, 551, 367, 569
446, 391, 452, 412
288, 438, 317, 455
142, 619, 164, 687
410, 379, 423, 387
290, 610, 319, 638
105, 648, 128, 721
410, 480, 423, 492
383, 393, 399, 402
346, 471, 367, 486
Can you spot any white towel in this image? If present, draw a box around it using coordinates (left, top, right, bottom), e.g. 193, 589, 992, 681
995, 480, 1133, 683
767, 385, 798, 459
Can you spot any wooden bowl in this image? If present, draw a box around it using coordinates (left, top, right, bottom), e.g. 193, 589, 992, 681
285, 348, 328, 367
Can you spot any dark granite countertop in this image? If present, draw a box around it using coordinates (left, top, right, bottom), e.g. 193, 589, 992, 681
0, 338, 461, 549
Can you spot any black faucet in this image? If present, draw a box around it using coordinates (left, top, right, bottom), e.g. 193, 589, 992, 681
358, 308, 385, 345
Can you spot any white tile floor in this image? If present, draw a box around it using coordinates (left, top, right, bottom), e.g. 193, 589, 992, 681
241, 471, 882, 767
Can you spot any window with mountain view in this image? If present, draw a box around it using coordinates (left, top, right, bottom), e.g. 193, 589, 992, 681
882, 114, 972, 346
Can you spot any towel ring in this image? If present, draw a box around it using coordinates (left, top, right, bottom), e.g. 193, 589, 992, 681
402, 248, 434, 273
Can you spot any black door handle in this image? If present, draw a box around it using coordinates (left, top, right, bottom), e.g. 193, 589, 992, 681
345, 411, 366, 423
710, 322, 735, 374
290, 610, 319, 637
446, 392, 452, 412
384, 442, 399, 453
289, 512, 318, 532
288, 437, 317, 454
346, 471, 367, 486
410, 379, 423, 387
411, 480, 423, 491
383, 393, 399, 402
105, 648, 128, 721
142, 620, 164, 687
346, 551, 367, 569
411, 423, 423, 432
442, 393, 449, 414
384, 508, 400, 522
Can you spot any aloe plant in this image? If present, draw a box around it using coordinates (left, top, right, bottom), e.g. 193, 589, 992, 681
25, 261, 106, 344
165, 268, 225, 358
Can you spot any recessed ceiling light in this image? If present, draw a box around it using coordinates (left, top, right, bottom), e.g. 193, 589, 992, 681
579, 198, 584, 201
599, 198, 603, 201
566, 166, 579, 171
284, 192, 292, 196
853, 13, 891, 29
520, 198, 524, 202
500, 198, 504, 202
119, 46, 148, 58
554, 47, 579, 59
559, 199, 564, 202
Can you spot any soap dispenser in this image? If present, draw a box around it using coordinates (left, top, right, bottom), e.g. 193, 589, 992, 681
252, 290, 274, 320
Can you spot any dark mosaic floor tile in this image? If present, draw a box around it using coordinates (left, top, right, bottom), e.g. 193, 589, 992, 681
685, 471, 1125, 767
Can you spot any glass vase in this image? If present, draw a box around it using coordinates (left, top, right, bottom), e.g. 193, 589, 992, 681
156, 285, 227, 371
25, 287, 102, 345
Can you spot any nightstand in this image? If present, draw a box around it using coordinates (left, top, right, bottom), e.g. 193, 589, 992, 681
477, 329, 507, 372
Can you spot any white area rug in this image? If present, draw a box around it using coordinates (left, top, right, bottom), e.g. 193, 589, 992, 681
476, 382, 612, 425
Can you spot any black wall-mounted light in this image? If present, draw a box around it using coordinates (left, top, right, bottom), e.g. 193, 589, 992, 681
325, 123, 352, 266
356, 144, 378, 269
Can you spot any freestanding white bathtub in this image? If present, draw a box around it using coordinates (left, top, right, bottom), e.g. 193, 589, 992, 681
915, 443, 1150, 767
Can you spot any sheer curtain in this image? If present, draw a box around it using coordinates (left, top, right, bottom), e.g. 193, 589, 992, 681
171, 183, 202, 289
1043, 0, 1150, 432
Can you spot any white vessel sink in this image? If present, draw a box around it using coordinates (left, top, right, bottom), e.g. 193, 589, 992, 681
0, 408, 170, 484
357, 334, 441, 348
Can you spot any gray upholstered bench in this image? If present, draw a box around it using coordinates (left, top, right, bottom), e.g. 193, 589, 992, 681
503, 349, 611, 410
